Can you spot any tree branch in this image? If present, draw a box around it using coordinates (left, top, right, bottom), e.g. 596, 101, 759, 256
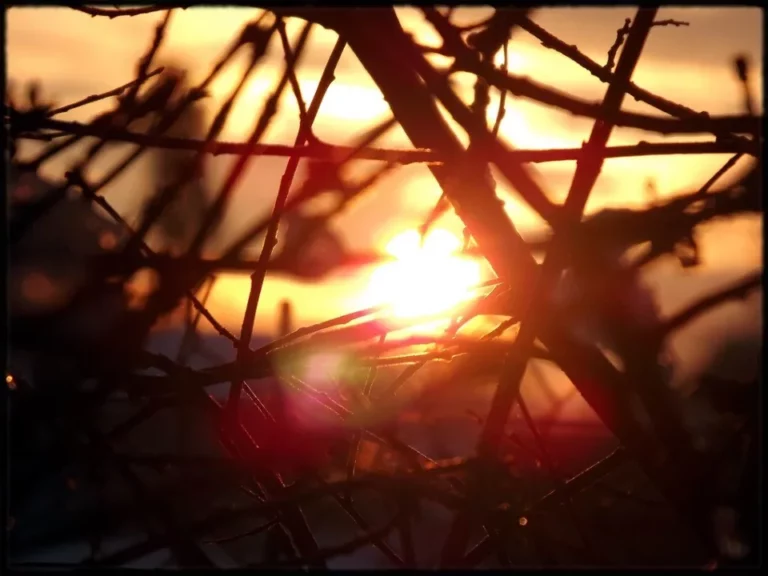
17, 117, 757, 163
72, 6, 183, 18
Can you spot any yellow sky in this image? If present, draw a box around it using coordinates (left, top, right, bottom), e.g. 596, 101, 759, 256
6, 6, 763, 337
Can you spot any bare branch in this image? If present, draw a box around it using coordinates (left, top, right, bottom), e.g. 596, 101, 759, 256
9, 5, 760, 568
71, 6, 182, 18
441, 9, 658, 566
604, 18, 631, 72
47, 67, 165, 116
653, 19, 690, 27
659, 272, 762, 337
228, 24, 332, 420
19, 117, 757, 162
517, 16, 747, 144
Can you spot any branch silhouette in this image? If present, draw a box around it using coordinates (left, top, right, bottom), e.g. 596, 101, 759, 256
7, 5, 762, 570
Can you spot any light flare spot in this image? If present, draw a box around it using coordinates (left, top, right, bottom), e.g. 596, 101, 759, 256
21, 271, 61, 305
303, 352, 346, 390
124, 267, 160, 311
365, 229, 482, 319
99, 231, 118, 251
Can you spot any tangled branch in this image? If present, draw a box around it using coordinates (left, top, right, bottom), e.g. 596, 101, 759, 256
6, 5, 762, 570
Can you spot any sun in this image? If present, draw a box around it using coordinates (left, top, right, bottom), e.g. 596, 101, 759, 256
364, 229, 482, 319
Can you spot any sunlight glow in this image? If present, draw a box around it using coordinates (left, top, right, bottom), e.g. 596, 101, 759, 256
208, 73, 389, 132
300, 80, 390, 121
303, 352, 346, 390
493, 48, 526, 74
364, 229, 482, 319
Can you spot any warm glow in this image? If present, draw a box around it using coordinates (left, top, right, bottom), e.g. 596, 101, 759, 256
209, 73, 389, 132
493, 48, 527, 73
364, 229, 482, 319
303, 352, 345, 390
300, 80, 390, 121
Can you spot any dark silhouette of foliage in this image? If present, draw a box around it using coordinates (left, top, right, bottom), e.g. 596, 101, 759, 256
4, 5, 761, 569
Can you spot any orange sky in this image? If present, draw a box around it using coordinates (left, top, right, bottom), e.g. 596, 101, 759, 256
6, 7, 763, 343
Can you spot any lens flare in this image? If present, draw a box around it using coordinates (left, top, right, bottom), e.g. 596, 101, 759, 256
303, 352, 346, 390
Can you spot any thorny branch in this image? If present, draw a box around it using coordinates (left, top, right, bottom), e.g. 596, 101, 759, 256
6, 5, 762, 570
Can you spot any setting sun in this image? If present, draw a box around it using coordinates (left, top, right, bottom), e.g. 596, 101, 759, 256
364, 229, 482, 319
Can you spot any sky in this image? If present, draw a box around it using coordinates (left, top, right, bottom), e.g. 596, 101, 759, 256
5, 12, 763, 569
6, 7, 763, 389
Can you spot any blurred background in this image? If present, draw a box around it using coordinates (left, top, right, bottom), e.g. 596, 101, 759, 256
7, 5, 761, 401
5, 7, 763, 567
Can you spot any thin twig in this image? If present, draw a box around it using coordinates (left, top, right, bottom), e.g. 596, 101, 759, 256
17, 117, 759, 162
47, 68, 165, 116
652, 19, 690, 27
517, 395, 599, 561
438, 9, 657, 566
346, 332, 385, 492
516, 16, 746, 144
9, 11, 175, 246
276, 18, 309, 123
604, 18, 631, 72
492, 40, 509, 136
227, 25, 331, 419
205, 519, 279, 544
72, 6, 182, 18
10, 6, 761, 569
659, 272, 762, 337
219, 115, 398, 262
247, 513, 401, 567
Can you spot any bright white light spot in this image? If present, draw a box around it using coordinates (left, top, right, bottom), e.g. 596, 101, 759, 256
300, 80, 390, 121
494, 49, 527, 73
364, 229, 482, 319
